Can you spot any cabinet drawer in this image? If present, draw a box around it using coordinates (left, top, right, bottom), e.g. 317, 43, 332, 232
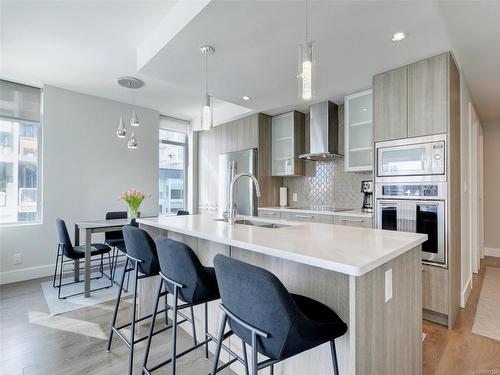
257, 210, 281, 219
280, 212, 333, 224
334, 215, 373, 228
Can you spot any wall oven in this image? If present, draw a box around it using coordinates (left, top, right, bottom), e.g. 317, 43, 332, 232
376, 182, 447, 266
377, 134, 446, 181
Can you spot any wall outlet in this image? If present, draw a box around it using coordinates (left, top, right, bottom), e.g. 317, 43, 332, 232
292, 193, 298, 202
13, 253, 23, 265
385, 268, 393, 303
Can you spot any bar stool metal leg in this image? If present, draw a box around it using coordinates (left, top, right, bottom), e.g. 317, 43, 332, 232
330, 340, 339, 375
171, 285, 179, 375
241, 339, 249, 375
128, 265, 140, 375
190, 306, 197, 347
204, 303, 209, 359
52, 244, 61, 287
142, 278, 164, 373
210, 311, 228, 375
251, 332, 258, 375
107, 257, 130, 351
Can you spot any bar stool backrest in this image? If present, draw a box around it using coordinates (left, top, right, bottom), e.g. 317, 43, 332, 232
214, 254, 301, 361
105, 211, 127, 241
155, 236, 209, 304
122, 225, 160, 276
56, 218, 78, 258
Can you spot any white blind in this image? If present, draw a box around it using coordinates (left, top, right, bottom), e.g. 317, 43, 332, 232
160, 115, 189, 133
0, 80, 41, 123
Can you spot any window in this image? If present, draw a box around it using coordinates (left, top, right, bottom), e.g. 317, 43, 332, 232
159, 128, 187, 214
0, 80, 42, 224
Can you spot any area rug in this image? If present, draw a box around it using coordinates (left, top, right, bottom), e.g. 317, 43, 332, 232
40, 265, 132, 316
472, 267, 500, 341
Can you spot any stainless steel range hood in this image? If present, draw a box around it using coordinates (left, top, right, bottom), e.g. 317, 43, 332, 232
299, 101, 343, 161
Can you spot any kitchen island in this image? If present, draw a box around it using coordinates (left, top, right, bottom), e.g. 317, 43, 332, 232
137, 213, 427, 375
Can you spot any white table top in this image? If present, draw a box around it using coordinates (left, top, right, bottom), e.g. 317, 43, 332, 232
137, 213, 426, 276
75, 218, 130, 229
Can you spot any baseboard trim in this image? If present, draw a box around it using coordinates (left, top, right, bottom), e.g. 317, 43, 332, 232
0, 264, 54, 285
423, 309, 449, 327
485, 247, 500, 258
461, 275, 472, 308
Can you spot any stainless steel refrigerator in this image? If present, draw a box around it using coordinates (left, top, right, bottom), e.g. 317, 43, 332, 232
218, 148, 258, 218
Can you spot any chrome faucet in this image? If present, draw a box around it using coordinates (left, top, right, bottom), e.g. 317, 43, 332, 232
228, 172, 261, 224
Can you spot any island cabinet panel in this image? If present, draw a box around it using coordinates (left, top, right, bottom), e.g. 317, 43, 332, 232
354, 246, 422, 375
373, 66, 408, 142
422, 264, 449, 316
408, 53, 448, 137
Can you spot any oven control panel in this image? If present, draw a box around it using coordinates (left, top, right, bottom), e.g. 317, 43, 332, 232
376, 182, 447, 200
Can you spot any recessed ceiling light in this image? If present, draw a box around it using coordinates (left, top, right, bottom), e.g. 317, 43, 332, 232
391, 32, 407, 42
242, 96, 251, 101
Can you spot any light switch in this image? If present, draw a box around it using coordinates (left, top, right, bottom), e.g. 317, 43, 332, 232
292, 193, 298, 202
385, 268, 392, 303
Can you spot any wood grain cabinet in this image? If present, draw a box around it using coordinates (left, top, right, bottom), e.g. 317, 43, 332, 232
271, 111, 305, 176
408, 53, 448, 137
279, 212, 333, 224
422, 264, 449, 316
344, 89, 373, 171
333, 215, 373, 228
373, 66, 408, 142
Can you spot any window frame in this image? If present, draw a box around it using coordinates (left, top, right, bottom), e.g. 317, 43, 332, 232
159, 128, 188, 215
0, 116, 43, 226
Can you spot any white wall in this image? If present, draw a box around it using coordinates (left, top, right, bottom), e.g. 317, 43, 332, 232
0, 85, 159, 284
483, 121, 500, 255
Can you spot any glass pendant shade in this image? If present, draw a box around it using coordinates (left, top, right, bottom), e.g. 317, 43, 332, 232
298, 42, 314, 101
201, 92, 212, 131
127, 132, 138, 149
130, 109, 140, 127
116, 115, 127, 138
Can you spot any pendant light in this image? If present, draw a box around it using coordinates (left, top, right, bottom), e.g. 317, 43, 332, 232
116, 115, 127, 138
127, 132, 138, 149
200, 45, 214, 131
116, 76, 144, 149
298, 0, 314, 101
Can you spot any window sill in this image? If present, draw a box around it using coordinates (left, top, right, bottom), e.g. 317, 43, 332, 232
0, 221, 43, 228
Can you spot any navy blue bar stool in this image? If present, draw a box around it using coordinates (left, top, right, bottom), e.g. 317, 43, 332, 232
176, 210, 190, 216
53, 218, 113, 299
143, 236, 245, 375
212, 254, 348, 375
107, 225, 186, 375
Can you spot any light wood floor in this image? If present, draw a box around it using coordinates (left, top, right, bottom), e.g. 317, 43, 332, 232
2, 259, 500, 375
423, 256, 500, 375
0, 276, 235, 375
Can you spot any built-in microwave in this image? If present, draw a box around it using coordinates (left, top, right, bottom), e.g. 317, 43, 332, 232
376, 134, 446, 179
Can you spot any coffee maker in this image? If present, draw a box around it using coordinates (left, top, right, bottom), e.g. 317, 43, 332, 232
361, 180, 373, 212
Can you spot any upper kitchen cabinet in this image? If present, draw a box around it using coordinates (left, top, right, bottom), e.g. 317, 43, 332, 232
271, 111, 305, 176
344, 89, 373, 171
373, 66, 408, 142
408, 53, 448, 137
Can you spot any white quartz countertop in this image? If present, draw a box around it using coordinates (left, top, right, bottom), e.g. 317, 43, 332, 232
138, 214, 426, 276
258, 206, 373, 218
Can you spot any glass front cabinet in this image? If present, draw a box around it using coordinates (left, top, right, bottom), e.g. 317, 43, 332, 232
271, 111, 305, 176
344, 89, 373, 172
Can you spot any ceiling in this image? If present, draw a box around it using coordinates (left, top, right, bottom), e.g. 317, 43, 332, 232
1, 1, 499, 123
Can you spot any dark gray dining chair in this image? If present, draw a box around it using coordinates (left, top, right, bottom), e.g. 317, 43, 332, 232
212, 254, 348, 375
54, 218, 113, 299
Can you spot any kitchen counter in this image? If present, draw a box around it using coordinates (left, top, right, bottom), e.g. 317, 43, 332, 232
137, 214, 425, 375
138, 213, 424, 276
258, 206, 373, 218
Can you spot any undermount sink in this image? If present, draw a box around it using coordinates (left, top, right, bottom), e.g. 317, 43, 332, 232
214, 218, 290, 229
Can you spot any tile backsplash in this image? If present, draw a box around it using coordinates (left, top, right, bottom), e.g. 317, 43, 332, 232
282, 159, 372, 209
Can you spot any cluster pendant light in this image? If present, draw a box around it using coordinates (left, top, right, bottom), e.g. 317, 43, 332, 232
115, 76, 143, 148
298, 0, 314, 101
200, 45, 214, 131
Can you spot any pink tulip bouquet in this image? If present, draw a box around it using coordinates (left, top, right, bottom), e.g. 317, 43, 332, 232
117, 189, 151, 219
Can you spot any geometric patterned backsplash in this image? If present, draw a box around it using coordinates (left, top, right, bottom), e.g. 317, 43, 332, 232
282, 159, 372, 210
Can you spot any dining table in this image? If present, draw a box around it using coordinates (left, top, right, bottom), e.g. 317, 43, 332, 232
74, 218, 130, 297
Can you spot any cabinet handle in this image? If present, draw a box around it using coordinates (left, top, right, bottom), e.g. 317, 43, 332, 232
295, 215, 314, 219
340, 218, 364, 223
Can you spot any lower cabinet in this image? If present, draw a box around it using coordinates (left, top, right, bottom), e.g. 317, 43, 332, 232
422, 264, 449, 315
257, 209, 280, 219
279, 212, 333, 224
333, 215, 373, 228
